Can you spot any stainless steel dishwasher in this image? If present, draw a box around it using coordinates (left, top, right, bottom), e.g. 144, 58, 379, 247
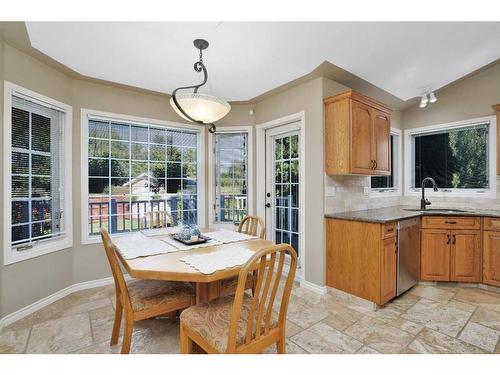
397, 218, 420, 296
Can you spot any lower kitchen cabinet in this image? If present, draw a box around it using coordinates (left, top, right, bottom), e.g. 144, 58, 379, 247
483, 230, 500, 287
421, 223, 481, 282
421, 229, 450, 281
380, 237, 397, 304
451, 230, 481, 282
326, 218, 398, 305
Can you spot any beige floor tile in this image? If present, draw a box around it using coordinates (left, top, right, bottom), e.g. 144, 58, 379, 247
285, 319, 303, 338
344, 316, 414, 353
407, 328, 485, 354
389, 317, 424, 336
401, 298, 472, 337
26, 313, 93, 353
282, 295, 331, 329
354, 304, 402, 323
458, 322, 500, 353
0, 326, 30, 354
290, 322, 363, 354
263, 340, 308, 354
447, 300, 477, 313
453, 288, 500, 312
408, 285, 456, 302
356, 346, 380, 354
89, 304, 122, 343
470, 307, 500, 331
386, 293, 421, 312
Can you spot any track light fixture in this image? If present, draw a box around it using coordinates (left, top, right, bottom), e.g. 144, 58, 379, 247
419, 91, 437, 108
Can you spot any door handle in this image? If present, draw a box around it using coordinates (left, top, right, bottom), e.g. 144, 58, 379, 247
265, 203, 271, 208
446, 234, 450, 245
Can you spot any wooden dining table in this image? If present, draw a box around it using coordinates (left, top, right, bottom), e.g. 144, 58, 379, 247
116, 232, 273, 303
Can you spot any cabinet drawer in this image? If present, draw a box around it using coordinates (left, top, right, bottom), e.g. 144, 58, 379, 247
483, 217, 500, 231
382, 222, 397, 238
421, 216, 480, 230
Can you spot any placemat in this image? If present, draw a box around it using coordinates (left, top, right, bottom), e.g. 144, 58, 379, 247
180, 247, 254, 274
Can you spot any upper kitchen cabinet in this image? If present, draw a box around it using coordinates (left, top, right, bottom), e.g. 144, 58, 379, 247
324, 90, 393, 176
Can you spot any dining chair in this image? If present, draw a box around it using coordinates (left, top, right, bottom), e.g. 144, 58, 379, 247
100, 228, 195, 354
138, 210, 172, 230
179, 243, 298, 354
219, 215, 265, 297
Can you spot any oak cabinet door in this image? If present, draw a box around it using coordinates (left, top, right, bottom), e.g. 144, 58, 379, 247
372, 110, 391, 175
380, 237, 397, 304
450, 230, 481, 282
483, 230, 500, 287
351, 101, 374, 174
421, 229, 450, 281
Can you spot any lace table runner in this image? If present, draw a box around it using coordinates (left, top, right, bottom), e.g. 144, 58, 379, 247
114, 232, 180, 259
203, 229, 259, 243
180, 248, 255, 274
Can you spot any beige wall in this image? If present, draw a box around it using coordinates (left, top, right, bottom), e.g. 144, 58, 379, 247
403, 62, 500, 129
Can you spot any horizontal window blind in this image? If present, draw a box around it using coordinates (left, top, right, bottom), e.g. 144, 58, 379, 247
11, 96, 65, 248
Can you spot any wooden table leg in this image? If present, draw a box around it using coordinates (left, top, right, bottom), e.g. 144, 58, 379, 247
195, 281, 221, 303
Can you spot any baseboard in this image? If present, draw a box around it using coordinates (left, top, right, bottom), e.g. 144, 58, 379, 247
300, 279, 327, 295
0, 275, 121, 332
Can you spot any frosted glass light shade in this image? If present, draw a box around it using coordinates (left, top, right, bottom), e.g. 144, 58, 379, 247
170, 93, 231, 123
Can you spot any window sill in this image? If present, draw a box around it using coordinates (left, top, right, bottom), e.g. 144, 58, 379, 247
369, 189, 402, 198
405, 189, 496, 199
4, 236, 73, 265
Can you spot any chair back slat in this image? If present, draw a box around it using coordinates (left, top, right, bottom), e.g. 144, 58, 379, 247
244, 256, 267, 344
100, 228, 132, 309
139, 210, 172, 230
264, 251, 285, 334
238, 215, 265, 239
228, 243, 297, 352
254, 252, 277, 339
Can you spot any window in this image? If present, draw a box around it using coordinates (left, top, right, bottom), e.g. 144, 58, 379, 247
213, 132, 249, 223
405, 116, 496, 197
3, 81, 72, 265
84, 112, 203, 239
371, 129, 401, 195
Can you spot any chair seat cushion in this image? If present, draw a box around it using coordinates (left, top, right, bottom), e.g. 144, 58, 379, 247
127, 279, 194, 312
180, 294, 278, 353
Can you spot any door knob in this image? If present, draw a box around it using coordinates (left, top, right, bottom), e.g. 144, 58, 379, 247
265, 203, 271, 208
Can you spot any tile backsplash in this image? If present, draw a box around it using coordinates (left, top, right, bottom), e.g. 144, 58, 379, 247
324, 175, 500, 213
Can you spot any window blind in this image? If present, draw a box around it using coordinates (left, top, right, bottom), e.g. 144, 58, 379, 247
11, 96, 65, 248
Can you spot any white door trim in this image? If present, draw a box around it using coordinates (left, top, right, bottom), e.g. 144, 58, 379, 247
255, 111, 305, 282
207, 126, 254, 229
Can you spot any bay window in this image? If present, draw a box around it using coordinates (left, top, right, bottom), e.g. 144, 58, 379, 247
82, 110, 203, 241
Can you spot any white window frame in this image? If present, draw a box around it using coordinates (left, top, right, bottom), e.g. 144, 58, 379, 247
404, 115, 497, 198
3, 81, 73, 265
370, 128, 402, 197
207, 126, 254, 229
80, 108, 206, 244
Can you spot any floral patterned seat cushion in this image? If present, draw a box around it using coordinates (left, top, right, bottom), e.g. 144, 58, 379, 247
127, 279, 194, 312
180, 294, 278, 353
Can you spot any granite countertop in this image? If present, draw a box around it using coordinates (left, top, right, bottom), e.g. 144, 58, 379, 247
324, 205, 500, 223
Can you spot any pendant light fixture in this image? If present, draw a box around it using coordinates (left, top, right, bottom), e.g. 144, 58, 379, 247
170, 39, 230, 133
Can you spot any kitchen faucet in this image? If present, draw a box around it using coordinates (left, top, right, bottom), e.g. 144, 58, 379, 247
421, 177, 438, 210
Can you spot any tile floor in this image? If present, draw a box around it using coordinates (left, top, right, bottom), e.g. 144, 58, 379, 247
1, 282, 500, 354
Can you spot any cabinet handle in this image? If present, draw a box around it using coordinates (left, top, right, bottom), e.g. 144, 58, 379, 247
387, 228, 394, 232
446, 234, 450, 244
452, 234, 456, 244
374, 160, 377, 169
445, 221, 457, 224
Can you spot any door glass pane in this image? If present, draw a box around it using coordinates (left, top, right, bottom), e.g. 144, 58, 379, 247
271, 132, 300, 256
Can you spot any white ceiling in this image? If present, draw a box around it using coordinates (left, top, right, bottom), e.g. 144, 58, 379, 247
26, 22, 500, 102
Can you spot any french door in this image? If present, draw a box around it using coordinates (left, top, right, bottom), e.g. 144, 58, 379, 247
265, 122, 301, 258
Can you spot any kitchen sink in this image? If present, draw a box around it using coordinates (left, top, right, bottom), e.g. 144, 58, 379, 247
403, 208, 470, 213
